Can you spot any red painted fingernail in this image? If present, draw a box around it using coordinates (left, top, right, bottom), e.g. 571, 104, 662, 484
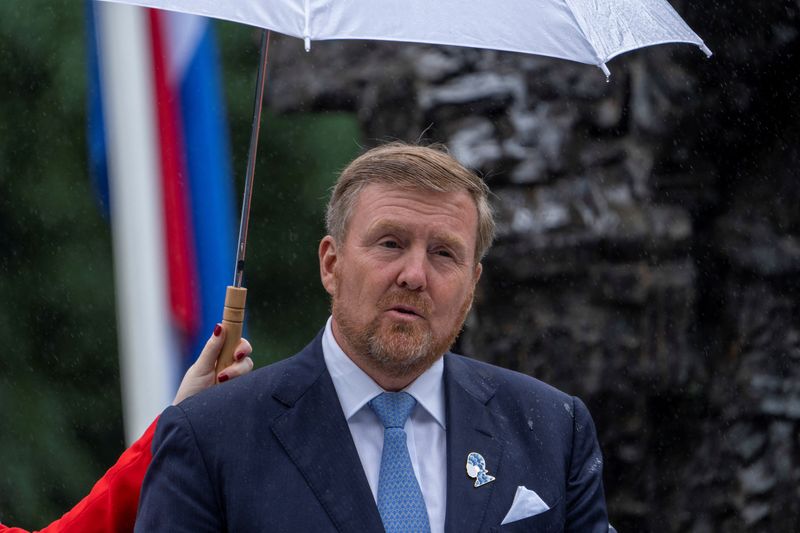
218, 374, 229, 383
213, 324, 222, 337
234, 352, 245, 361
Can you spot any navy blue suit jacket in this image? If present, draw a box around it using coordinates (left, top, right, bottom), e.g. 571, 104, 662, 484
135, 331, 611, 532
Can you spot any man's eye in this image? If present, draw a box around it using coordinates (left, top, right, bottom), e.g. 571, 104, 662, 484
380, 240, 399, 249
434, 249, 453, 258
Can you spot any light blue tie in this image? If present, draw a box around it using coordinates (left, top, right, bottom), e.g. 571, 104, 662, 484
369, 392, 432, 533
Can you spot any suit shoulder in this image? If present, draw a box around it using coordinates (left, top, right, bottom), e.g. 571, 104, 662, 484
176, 346, 323, 423
446, 352, 575, 404
446, 353, 599, 447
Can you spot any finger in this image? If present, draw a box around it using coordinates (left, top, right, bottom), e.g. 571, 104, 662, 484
217, 356, 254, 382
231, 338, 252, 362
194, 324, 227, 372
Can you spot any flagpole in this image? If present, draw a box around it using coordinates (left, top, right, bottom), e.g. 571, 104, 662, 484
217, 29, 271, 376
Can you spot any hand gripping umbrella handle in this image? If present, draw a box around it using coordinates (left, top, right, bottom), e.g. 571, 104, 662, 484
216, 286, 247, 381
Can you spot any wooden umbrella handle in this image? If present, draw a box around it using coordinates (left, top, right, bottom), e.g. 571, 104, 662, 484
216, 285, 247, 381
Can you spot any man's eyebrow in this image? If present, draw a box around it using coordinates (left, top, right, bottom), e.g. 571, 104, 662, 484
430, 231, 467, 255
366, 220, 468, 254
366, 220, 409, 237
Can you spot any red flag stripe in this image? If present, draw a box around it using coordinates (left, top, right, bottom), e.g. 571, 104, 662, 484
148, 9, 200, 339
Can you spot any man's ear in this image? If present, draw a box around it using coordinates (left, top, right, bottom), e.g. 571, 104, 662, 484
474, 262, 483, 285
319, 235, 338, 296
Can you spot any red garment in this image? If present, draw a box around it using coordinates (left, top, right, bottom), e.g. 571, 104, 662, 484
0, 418, 157, 533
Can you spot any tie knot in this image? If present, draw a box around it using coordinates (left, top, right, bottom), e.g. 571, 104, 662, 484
369, 392, 416, 429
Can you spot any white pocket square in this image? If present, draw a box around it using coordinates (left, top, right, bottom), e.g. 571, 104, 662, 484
501, 485, 550, 525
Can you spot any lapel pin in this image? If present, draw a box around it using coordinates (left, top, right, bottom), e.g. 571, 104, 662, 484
466, 452, 496, 487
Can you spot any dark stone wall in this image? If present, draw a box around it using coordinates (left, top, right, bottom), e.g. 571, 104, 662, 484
268, 2, 800, 530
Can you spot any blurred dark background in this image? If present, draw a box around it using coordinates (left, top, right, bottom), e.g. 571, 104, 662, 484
1, 1, 798, 531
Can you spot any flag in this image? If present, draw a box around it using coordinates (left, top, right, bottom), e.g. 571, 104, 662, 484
87, 0, 236, 443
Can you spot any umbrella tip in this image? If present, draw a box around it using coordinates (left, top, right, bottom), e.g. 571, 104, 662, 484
599, 63, 611, 82
304, 36, 311, 52
700, 43, 712, 58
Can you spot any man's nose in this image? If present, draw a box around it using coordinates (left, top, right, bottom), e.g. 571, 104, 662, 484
396, 248, 428, 291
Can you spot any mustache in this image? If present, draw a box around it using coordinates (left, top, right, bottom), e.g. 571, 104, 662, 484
378, 290, 433, 317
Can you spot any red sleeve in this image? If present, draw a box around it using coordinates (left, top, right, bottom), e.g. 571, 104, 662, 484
29, 417, 159, 533
0, 525, 31, 533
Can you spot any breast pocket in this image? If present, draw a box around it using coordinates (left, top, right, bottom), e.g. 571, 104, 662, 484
490, 501, 563, 533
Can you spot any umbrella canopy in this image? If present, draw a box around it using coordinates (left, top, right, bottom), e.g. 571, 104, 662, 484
98, 0, 711, 75
92, 0, 712, 381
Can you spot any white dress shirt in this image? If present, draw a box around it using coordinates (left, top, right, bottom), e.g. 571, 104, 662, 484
322, 317, 447, 533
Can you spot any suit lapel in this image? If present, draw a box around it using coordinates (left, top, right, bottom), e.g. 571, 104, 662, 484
270, 337, 384, 533
443, 354, 506, 533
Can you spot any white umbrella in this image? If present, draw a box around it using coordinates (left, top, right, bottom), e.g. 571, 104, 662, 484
94, 0, 711, 372
98, 0, 711, 76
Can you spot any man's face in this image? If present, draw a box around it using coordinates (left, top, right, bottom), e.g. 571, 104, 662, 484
319, 182, 482, 386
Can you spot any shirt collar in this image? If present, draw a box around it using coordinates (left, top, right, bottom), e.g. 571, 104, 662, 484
322, 316, 446, 429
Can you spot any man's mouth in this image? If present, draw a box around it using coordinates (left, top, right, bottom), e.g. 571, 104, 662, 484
388, 305, 423, 318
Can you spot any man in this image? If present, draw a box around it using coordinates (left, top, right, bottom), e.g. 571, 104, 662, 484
135, 143, 613, 532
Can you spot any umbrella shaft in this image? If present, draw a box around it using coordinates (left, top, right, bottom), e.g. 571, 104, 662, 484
233, 29, 271, 287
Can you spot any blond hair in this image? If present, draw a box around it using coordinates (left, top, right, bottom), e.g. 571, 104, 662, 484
326, 143, 495, 262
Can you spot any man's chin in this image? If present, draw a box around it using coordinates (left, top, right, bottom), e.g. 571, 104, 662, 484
368, 327, 435, 376
373, 329, 427, 357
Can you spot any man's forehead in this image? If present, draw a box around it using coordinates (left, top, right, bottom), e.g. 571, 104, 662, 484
353, 183, 475, 219
344, 182, 478, 238
355, 181, 474, 208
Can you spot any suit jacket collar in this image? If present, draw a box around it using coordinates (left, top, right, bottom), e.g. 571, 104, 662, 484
270, 331, 385, 533
444, 353, 507, 533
